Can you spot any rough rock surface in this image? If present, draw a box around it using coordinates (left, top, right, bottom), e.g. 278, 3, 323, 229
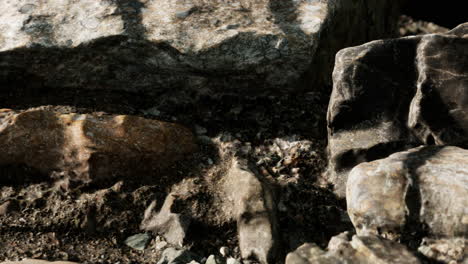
223, 158, 279, 264
0, 108, 196, 183
418, 238, 468, 264
140, 194, 191, 247
0, 0, 401, 93
347, 146, 468, 241
326, 22, 468, 196
286, 232, 420, 264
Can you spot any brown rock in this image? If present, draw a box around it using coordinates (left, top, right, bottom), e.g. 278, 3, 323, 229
0, 109, 196, 183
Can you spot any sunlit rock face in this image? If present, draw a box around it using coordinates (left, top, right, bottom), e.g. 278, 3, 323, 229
326, 23, 468, 197
347, 146, 468, 241
0, 109, 196, 183
0, 0, 400, 93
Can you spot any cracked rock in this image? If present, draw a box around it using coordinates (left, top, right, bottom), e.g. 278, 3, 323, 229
326, 23, 468, 197
347, 146, 468, 241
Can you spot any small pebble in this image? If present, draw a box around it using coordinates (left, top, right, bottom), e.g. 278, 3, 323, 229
219, 246, 229, 257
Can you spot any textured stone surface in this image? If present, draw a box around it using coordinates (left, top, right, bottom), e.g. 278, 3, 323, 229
156, 248, 199, 264
140, 194, 191, 247
347, 146, 468, 240
326, 23, 468, 196
224, 158, 279, 264
286, 232, 420, 264
418, 237, 468, 264
0, 109, 196, 183
0, 0, 400, 94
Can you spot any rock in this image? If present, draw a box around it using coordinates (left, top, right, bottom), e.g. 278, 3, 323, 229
157, 248, 199, 264
124, 233, 152, 251
205, 255, 225, 264
140, 195, 191, 247
418, 237, 467, 264
0, 109, 196, 183
224, 158, 279, 264
286, 232, 420, 264
1, 260, 78, 264
347, 146, 468, 240
0, 200, 19, 216
0, 0, 401, 94
225, 258, 241, 264
326, 23, 468, 197
219, 247, 229, 257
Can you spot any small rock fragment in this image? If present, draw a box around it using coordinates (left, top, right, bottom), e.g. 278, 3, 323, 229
124, 233, 152, 251
140, 195, 191, 246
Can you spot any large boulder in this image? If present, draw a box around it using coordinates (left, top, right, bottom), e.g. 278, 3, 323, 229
326, 23, 468, 196
0, 108, 196, 183
347, 146, 468, 241
0, 0, 401, 94
286, 232, 420, 264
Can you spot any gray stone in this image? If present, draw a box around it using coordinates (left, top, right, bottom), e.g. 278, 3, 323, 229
140, 194, 191, 247
124, 233, 151, 251
225, 258, 241, 264
0, 0, 401, 94
347, 146, 468, 240
157, 248, 199, 264
205, 255, 225, 264
326, 23, 468, 197
286, 232, 420, 264
224, 159, 279, 264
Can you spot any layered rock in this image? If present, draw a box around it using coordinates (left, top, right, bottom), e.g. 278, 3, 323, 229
0, 109, 196, 183
286, 232, 420, 264
347, 146, 468, 241
326, 23, 468, 196
0, 0, 401, 94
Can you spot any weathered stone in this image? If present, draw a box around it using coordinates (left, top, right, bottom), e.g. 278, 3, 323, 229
347, 146, 468, 240
224, 159, 279, 264
418, 237, 467, 264
326, 23, 468, 197
0, 0, 401, 94
0, 109, 196, 183
124, 233, 152, 251
205, 255, 226, 264
286, 232, 420, 264
140, 194, 191, 247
